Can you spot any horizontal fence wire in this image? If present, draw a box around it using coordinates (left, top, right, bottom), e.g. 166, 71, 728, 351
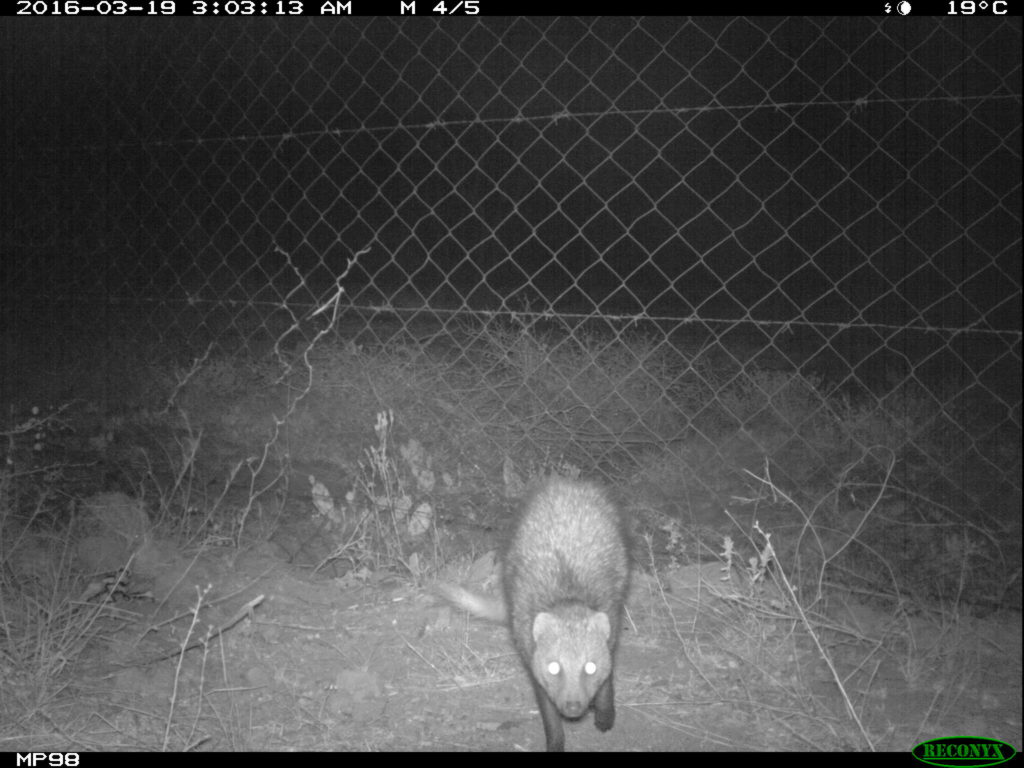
3, 17, 1021, 524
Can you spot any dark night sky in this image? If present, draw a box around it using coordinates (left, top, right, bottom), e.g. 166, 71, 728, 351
4, 17, 1021, 340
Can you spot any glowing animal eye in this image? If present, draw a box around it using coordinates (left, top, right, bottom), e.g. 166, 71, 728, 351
547, 661, 561, 675
584, 661, 597, 675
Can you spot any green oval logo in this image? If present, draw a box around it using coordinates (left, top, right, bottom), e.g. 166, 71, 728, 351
912, 737, 1017, 768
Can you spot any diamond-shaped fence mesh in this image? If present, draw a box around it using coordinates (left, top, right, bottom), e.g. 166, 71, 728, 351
3, 17, 1021, 522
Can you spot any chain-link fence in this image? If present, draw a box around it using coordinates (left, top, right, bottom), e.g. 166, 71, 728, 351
4, 17, 1021, 528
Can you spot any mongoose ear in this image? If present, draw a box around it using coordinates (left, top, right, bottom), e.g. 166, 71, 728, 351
589, 611, 610, 640
533, 611, 557, 642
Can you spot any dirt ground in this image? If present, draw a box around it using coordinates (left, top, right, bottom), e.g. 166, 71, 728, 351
6, 492, 1018, 752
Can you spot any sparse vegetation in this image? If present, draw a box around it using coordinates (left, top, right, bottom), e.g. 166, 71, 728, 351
0, 310, 1018, 750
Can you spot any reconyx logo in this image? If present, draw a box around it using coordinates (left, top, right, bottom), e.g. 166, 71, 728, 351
912, 737, 1017, 767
